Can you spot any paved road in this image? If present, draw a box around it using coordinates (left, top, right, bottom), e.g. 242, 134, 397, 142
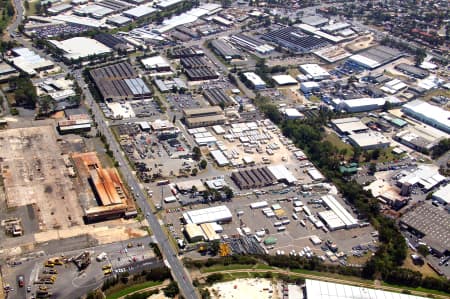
6, 0, 24, 38
74, 70, 198, 299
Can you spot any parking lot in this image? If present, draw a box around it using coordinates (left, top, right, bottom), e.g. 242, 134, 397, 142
161, 182, 376, 265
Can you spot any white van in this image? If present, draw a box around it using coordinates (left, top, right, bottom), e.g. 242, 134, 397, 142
292, 213, 298, 220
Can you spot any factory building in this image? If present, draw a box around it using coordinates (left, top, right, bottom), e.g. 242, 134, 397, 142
49, 37, 112, 61
231, 167, 277, 189
203, 88, 237, 107
402, 99, 450, 134
71, 152, 136, 223
432, 184, 450, 205
8, 48, 54, 76
348, 132, 390, 150
209, 39, 242, 61
243, 72, 266, 90
321, 195, 358, 229
183, 223, 205, 242
183, 106, 226, 128
230, 33, 275, 54
272, 75, 297, 86
331, 117, 368, 135
183, 205, 232, 225
348, 46, 403, 70
397, 165, 446, 195
141, 55, 171, 72
338, 97, 388, 113
299, 63, 330, 81
122, 5, 158, 19
210, 150, 229, 166
395, 63, 429, 79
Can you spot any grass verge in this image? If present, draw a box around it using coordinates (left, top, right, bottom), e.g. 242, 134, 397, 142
106, 280, 162, 299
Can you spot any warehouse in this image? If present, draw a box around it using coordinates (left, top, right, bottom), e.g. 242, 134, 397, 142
305, 279, 427, 299
348, 132, 390, 150
156, 0, 185, 9
185, 67, 219, 81
169, 46, 204, 58
230, 33, 275, 54
262, 26, 329, 54
9, 47, 54, 76
339, 97, 387, 113
433, 184, 450, 205
272, 75, 297, 86
307, 167, 325, 181
313, 45, 351, 63
183, 106, 226, 128
210, 150, 229, 166
397, 165, 446, 194
395, 63, 429, 79
106, 15, 132, 26
282, 108, 304, 119
300, 81, 320, 93
180, 56, 208, 68
141, 55, 171, 72
299, 64, 330, 81
200, 223, 220, 241
203, 88, 236, 107
122, 5, 158, 19
210, 39, 242, 60
348, 46, 403, 69
321, 195, 358, 229
94, 33, 128, 51
183, 205, 232, 225
243, 72, 266, 89
48, 3, 72, 15
400, 203, 450, 256
154, 78, 187, 92
321, 22, 351, 33
318, 210, 346, 231
90, 62, 151, 101
183, 223, 205, 242
49, 37, 112, 60
231, 167, 277, 189
301, 15, 329, 27
402, 99, 450, 134
331, 117, 368, 135
73, 4, 114, 19
58, 119, 91, 134
267, 164, 297, 185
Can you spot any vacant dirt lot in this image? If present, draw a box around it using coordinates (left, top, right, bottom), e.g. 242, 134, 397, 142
0, 126, 83, 231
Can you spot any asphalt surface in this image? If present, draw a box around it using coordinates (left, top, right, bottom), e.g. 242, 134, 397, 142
74, 70, 198, 299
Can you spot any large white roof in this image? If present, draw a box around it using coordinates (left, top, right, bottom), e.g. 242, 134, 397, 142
49, 37, 111, 59
123, 5, 157, 18
349, 54, 380, 69
321, 195, 358, 229
403, 99, 450, 133
267, 164, 297, 184
272, 74, 297, 85
305, 279, 427, 299
433, 184, 450, 204
300, 63, 330, 79
243, 72, 266, 86
183, 205, 232, 224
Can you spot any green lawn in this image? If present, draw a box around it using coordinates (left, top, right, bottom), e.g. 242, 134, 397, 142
254, 264, 274, 270
324, 132, 354, 160
106, 281, 162, 299
381, 282, 450, 297
201, 264, 255, 273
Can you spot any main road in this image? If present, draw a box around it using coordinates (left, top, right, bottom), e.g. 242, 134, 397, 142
74, 70, 198, 299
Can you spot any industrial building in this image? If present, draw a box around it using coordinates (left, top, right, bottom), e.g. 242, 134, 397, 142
8, 48, 54, 76
154, 78, 187, 93
71, 152, 136, 223
266, 165, 297, 185
397, 165, 446, 195
210, 150, 229, 166
301, 15, 329, 27
432, 184, 450, 205
402, 99, 450, 134
300, 81, 320, 93
94, 33, 129, 51
272, 75, 297, 86
169, 46, 204, 58
282, 108, 304, 119
90, 62, 151, 101
57, 116, 92, 134
183, 106, 226, 128
183, 205, 232, 225
106, 15, 132, 26
231, 167, 277, 189
304, 279, 427, 299
394, 130, 436, 152
47, 3, 72, 15
209, 39, 242, 60
400, 203, 450, 256
395, 63, 429, 79
348, 132, 390, 150
331, 117, 368, 135
299, 64, 330, 81
313, 45, 351, 63
320, 195, 358, 229
230, 33, 275, 54
243, 72, 266, 89
183, 223, 205, 242
203, 88, 236, 107
185, 67, 219, 81
49, 37, 112, 60
348, 46, 403, 69
141, 55, 171, 72
122, 5, 158, 19
338, 97, 388, 113
263, 26, 329, 53
321, 22, 351, 33
200, 223, 220, 241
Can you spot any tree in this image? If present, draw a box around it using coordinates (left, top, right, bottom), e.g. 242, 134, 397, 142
368, 163, 377, 174
163, 281, 179, 298
192, 146, 201, 161
417, 244, 429, 257
191, 168, 198, 176
223, 186, 234, 199
199, 159, 207, 169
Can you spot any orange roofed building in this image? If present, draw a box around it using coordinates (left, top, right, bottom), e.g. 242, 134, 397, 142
71, 152, 136, 223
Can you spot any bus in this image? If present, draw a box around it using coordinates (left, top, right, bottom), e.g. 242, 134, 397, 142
277, 226, 286, 232
156, 180, 170, 186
